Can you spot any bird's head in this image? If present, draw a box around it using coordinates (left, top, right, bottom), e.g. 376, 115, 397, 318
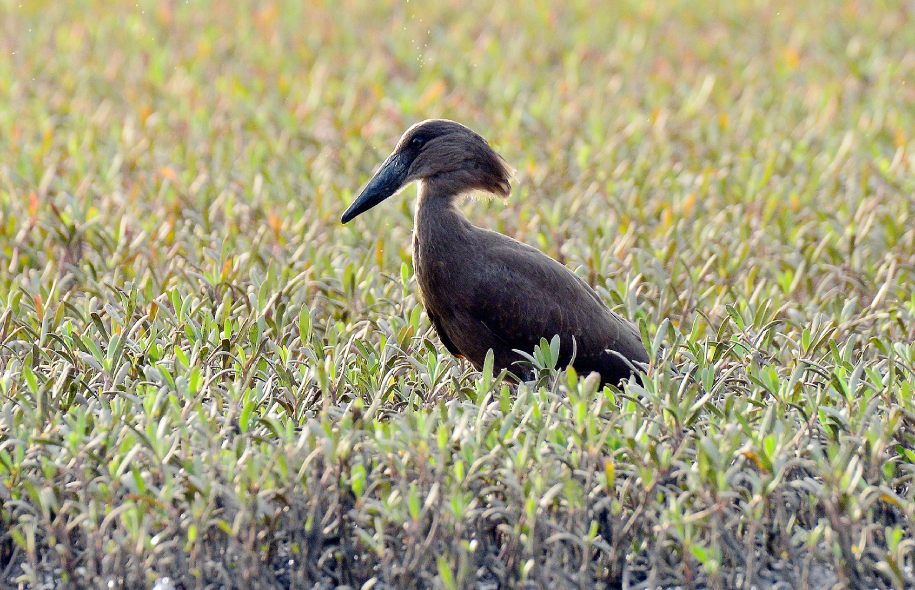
341, 119, 512, 223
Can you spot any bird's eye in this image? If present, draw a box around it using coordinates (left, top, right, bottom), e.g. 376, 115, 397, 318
410, 137, 425, 147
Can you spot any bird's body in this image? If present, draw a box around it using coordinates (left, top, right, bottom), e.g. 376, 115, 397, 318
342, 119, 648, 386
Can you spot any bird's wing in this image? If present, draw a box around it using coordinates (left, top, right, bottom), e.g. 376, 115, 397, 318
466, 238, 638, 362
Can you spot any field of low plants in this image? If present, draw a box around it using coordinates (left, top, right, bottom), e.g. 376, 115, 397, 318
1, 0, 914, 588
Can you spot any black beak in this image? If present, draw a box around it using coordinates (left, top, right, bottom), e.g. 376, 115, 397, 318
341, 152, 409, 223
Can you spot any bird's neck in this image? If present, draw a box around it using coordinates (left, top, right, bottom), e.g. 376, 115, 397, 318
414, 182, 469, 242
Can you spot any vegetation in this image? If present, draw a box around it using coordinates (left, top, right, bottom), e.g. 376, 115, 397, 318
1, 0, 913, 587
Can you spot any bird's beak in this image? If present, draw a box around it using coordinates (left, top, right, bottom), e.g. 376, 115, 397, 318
341, 152, 409, 223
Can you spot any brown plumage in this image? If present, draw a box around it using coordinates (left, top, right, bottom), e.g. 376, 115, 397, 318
342, 119, 648, 386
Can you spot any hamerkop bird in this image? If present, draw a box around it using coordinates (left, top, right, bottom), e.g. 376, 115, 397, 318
342, 120, 648, 386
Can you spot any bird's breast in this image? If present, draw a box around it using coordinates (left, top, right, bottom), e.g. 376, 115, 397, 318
412, 233, 435, 292
412, 230, 460, 316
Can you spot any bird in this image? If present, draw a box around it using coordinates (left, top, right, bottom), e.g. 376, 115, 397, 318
341, 119, 648, 387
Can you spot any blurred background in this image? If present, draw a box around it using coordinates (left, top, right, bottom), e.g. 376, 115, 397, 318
2, 1, 912, 339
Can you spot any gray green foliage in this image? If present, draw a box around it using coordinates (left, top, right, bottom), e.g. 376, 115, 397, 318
1, 1, 914, 588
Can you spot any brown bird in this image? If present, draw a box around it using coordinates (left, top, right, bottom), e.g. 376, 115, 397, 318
342, 119, 648, 386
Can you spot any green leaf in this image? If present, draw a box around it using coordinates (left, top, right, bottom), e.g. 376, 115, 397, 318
351, 464, 367, 497
239, 399, 255, 433
437, 556, 457, 590
407, 484, 421, 522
